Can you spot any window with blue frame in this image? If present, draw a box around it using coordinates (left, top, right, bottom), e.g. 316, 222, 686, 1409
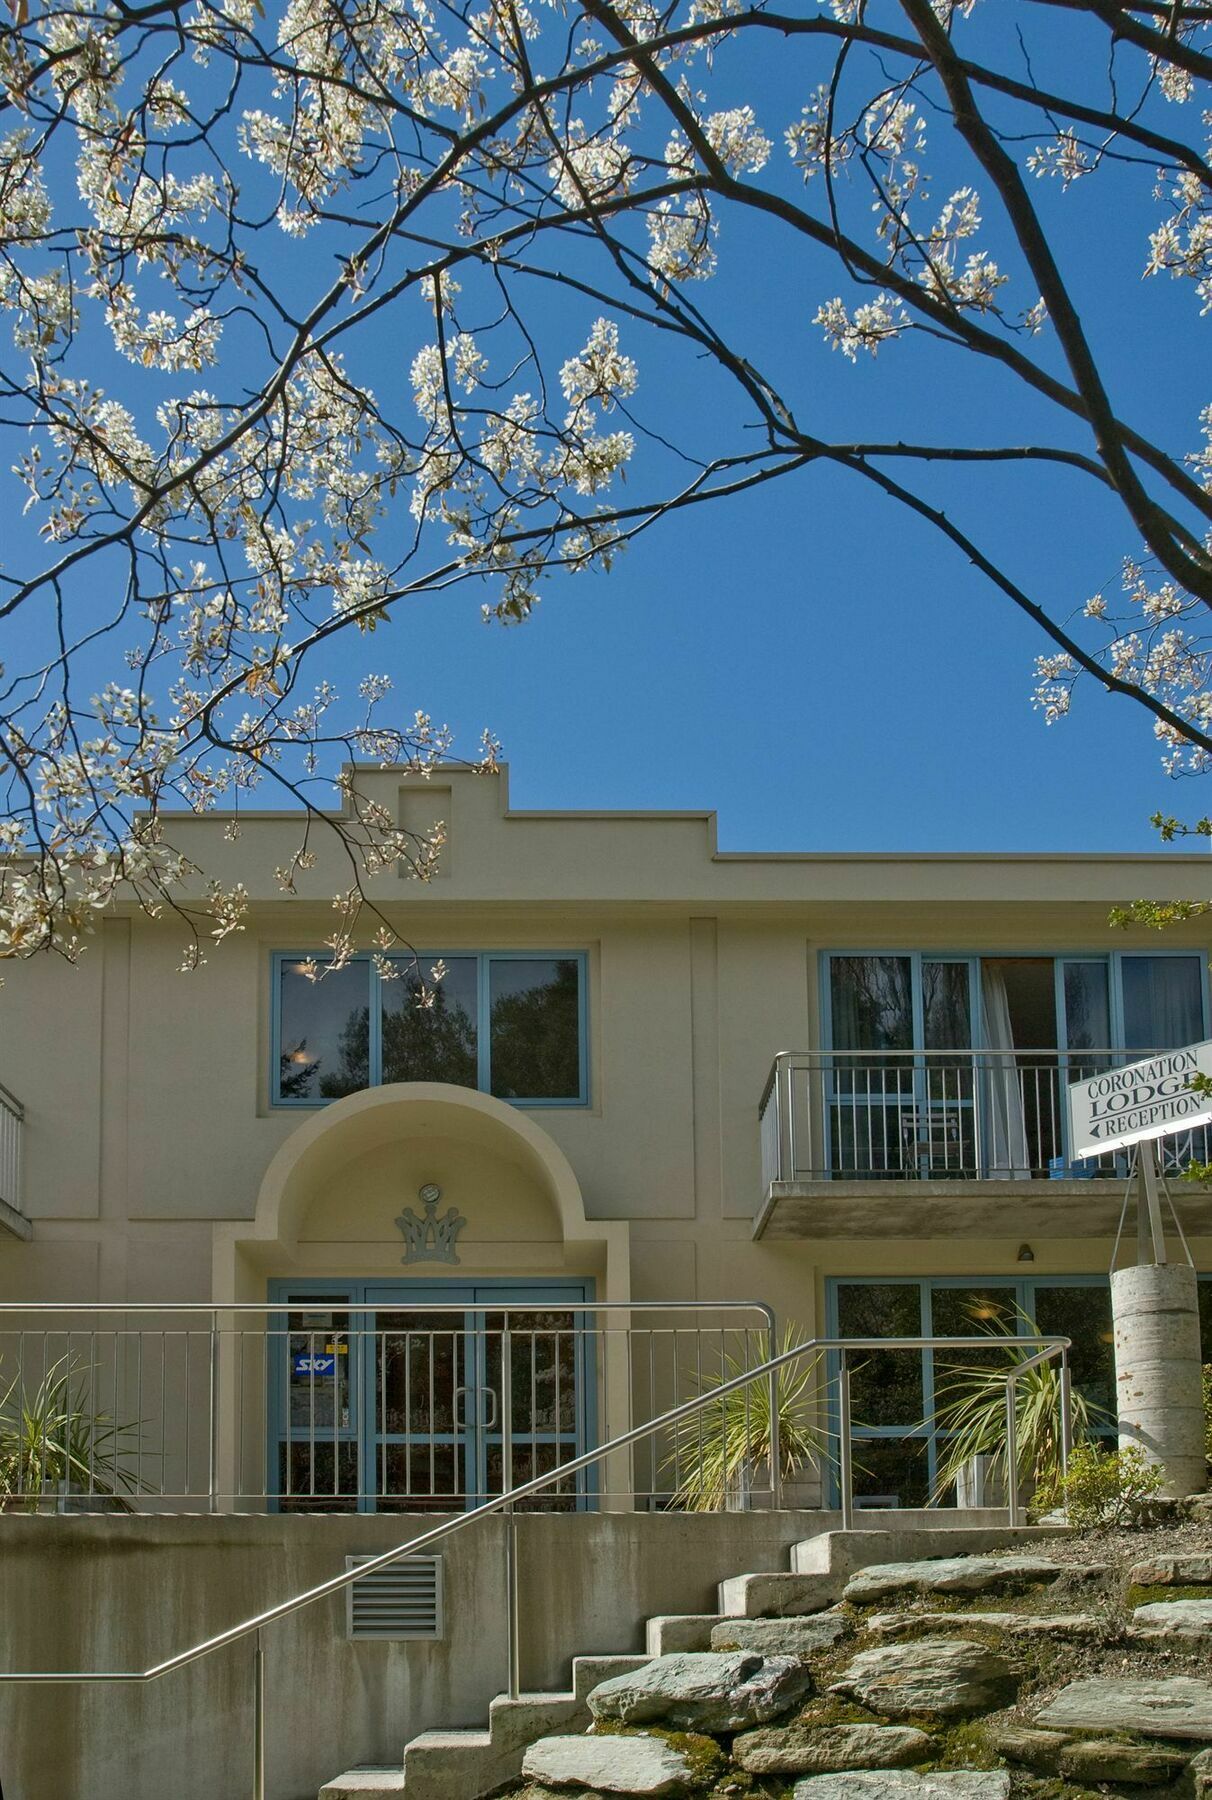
821, 951, 1209, 1178
273, 952, 587, 1106
825, 952, 1208, 1060
826, 1274, 1212, 1508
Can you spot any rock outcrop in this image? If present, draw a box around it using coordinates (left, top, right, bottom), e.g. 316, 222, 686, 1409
831, 1638, 1018, 1720
586, 1652, 814, 1733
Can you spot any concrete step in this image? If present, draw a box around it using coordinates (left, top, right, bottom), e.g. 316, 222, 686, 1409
571, 1652, 652, 1697
790, 1525, 1069, 1581
401, 1656, 651, 1800
403, 1729, 494, 1800
645, 1613, 722, 1654
716, 1569, 835, 1618
318, 1771, 406, 1798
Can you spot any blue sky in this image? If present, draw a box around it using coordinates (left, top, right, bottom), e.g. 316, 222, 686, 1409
270, 5, 1212, 855
5, 3, 1210, 858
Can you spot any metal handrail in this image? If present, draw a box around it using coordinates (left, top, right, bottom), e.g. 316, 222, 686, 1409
0, 1330, 1071, 1799
0, 1299, 775, 1315
758, 1047, 1206, 1187
764, 1047, 1167, 1058
0, 1299, 781, 1511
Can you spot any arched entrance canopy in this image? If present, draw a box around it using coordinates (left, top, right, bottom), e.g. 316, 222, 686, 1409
213, 1082, 629, 1302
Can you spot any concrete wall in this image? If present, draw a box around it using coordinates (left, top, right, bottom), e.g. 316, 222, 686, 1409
0, 1510, 836, 1800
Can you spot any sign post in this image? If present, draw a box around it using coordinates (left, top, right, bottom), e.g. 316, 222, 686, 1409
1067, 1045, 1208, 1498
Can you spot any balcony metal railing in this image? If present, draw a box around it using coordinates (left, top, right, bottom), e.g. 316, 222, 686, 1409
0, 1301, 780, 1512
759, 1048, 1212, 1186
0, 1082, 29, 1239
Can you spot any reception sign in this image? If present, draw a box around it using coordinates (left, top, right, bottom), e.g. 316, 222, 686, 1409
1068, 1041, 1212, 1159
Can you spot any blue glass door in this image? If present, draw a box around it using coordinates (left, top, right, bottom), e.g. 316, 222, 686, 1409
363, 1283, 591, 1511
273, 1280, 592, 1510
364, 1285, 477, 1511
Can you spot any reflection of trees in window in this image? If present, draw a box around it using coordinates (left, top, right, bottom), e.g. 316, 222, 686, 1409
382, 977, 477, 1086
921, 962, 970, 1050
836, 1283, 922, 1427
1033, 1286, 1115, 1418
830, 956, 913, 1053
279, 1041, 320, 1099
319, 1006, 371, 1097
490, 959, 580, 1100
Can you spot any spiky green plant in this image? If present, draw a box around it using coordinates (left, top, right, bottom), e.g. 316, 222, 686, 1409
0, 1356, 147, 1511
930, 1303, 1104, 1510
664, 1327, 832, 1512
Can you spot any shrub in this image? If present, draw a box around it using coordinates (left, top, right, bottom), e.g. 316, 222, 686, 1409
1057, 1441, 1166, 1529
1203, 1363, 1212, 1465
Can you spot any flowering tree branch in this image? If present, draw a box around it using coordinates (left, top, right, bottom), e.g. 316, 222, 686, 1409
0, 0, 1209, 967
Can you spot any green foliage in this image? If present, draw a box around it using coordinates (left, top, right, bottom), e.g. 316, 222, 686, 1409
930, 1302, 1103, 1508
1109, 899, 1211, 930
1057, 1441, 1166, 1530
665, 1326, 831, 1513
0, 1356, 147, 1511
1203, 1363, 1212, 1464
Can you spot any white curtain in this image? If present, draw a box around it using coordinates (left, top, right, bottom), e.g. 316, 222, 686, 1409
980, 965, 1032, 1179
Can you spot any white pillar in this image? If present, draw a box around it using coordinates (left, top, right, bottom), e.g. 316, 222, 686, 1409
1112, 1260, 1207, 1497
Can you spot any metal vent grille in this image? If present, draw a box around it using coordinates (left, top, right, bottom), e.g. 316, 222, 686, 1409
345, 1555, 443, 1640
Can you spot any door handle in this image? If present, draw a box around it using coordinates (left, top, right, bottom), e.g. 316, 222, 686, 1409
454, 1385, 472, 1429
480, 1385, 499, 1430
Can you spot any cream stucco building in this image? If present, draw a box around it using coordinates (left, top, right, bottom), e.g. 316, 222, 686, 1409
5, 764, 1212, 1797
1, 762, 1211, 1516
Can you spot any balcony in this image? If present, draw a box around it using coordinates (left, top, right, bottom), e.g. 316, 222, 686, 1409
0, 1083, 29, 1241
755, 1050, 1212, 1241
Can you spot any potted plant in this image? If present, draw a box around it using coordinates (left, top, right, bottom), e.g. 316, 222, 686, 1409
930, 1303, 1104, 1513
664, 1327, 832, 1511
0, 1355, 148, 1512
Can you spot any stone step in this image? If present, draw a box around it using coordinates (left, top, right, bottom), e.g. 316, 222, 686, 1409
843, 1554, 1081, 1607
523, 1730, 724, 1795
318, 1771, 406, 1798
711, 1610, 851, 1654
1131, 1598, 1212, 1642
865, 1609, 1102, 1640
645, 1612, 722, 1654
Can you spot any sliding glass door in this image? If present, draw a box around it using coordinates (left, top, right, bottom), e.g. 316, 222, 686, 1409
823, 952, 1209, 1178
826, 955, 977, 1178
828, 1276, 1121, 1507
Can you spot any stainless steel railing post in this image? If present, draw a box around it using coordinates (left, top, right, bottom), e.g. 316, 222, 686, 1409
837, 1351, 853, 1531
501, 1320, 520, 1701
252, 1629, 265, 1800
765, 1305, 781, 1510
1059, 1348, 1073, 1482
1005, 1375, 1020, 1529
209, 1313, 221, 1515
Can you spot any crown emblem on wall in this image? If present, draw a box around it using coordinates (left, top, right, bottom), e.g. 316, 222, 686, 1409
395, 1184, 467, 1265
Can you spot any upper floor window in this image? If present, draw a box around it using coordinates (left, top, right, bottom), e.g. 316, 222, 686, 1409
273, 952, 587, 1107
825, 951, 1207, 1057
